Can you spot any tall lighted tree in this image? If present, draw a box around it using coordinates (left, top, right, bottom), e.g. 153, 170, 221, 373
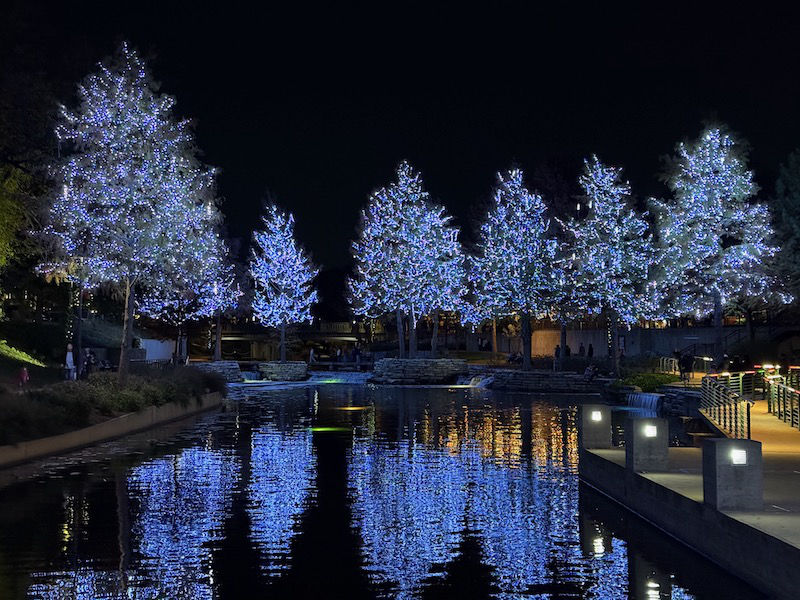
471, 168, 560, 370
250, 204, 318, 362
200, 257, 242, 362
564, 156, 655, 374
653, 127, 781, 361
44, 43, 215, 383
349, 161, 463, 358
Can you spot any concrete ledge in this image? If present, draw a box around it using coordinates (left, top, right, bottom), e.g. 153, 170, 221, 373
258, 361, 309, 381
580, 449, 800, 599
369, 358, 468, 385
0, 392, 223, 469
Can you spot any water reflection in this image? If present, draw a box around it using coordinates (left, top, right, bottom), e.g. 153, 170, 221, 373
247, 426, 316, 575
0, 385, 765, 599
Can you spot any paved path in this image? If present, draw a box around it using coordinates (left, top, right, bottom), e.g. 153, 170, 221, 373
597, 400, 800, 549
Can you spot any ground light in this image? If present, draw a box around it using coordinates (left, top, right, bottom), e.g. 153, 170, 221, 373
590, 410, 602, 422
644, 424, 658, 438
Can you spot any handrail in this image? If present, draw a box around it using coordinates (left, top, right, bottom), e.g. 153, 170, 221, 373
764, 375, 800, 431
700, 373, 753, 439
658, 357, 679, 374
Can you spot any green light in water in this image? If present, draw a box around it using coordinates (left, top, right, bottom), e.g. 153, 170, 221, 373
310, 426, 351, 432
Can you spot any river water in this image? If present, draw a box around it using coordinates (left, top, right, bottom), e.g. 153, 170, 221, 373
0, 385, 764, 599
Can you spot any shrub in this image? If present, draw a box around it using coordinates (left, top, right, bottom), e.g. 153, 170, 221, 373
0, 365, 227, 445
620, 372, 681, 392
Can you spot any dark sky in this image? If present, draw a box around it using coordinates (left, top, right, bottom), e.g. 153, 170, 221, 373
4, 2, 800, 315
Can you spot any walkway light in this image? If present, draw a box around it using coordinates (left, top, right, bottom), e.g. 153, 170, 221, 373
590, 410, 603, 422
644, 424, 658, 438
731, 449, 747, 465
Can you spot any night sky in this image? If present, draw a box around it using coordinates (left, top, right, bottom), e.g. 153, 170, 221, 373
4, 3, 800, 315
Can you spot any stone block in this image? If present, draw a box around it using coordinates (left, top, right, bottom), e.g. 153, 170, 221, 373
579, 405, 612, 449
625, 417, 669, 472
702, 438, 763, 511
258, 361, 309, 381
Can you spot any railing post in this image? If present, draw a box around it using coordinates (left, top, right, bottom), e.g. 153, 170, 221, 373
747, 402, 751, 440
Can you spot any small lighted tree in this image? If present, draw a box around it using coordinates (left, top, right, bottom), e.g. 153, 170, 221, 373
349, 161, 463, 357
471, 168, 560, 370
563, 156, 656, 374
653, 126, 782, 360
250, 204, 318, 362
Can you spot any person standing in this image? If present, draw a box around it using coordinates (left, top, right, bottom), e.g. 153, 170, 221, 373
587, 343, 594, 359
18, 366, 29, 389
578, 343, 585, 357
65, 343, 76, 380
554, 344, 561, 359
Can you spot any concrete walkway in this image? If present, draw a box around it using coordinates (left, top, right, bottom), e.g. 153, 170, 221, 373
600, 399, 800, 550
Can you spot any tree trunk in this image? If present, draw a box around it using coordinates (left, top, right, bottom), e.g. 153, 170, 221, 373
430, 310, 439, 354
492, 318, 498, 355
521, 311, 532, 371
408, 311, 418, 358
213, 311, 222, 361
745, 308, 755, 344
280, 321, 287, 363
75, 287, 84, 377
118, 278, 135, 386
559, 321, 567, 372
396, 309, 405, 358
713, 289, 723, 363
611, 316, 620, 377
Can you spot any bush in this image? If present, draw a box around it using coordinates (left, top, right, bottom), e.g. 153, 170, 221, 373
0, 365, 227, 445
619, 372, 681, 392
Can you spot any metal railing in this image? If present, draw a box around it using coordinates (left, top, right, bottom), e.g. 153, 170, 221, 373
764, 374, 800, 430
700, 373, 752, 439
658, 357, 679, 374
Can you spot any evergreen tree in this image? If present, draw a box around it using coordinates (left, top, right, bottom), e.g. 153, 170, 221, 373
471, 168, 560, 370
564, 156, 655, 374
44, 43, 215, 383
250, 204, 318, 362
772, 150, 800, 303
653, 127, 781, 360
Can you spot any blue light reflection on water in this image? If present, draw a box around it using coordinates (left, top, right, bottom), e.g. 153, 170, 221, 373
2, 385, 765, 599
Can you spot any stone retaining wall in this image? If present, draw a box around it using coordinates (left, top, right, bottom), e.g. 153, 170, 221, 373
192, 360, 243, 382
370, 358, 468, 385
490, 369, 608, 394
258, 361, 309, 381
0, 392, 223, 469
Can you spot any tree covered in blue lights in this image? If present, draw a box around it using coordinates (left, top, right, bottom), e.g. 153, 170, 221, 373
470, 168, 560, 370
44, 42, 215, 382
250, 204, 318, 362
349, 161, 464, 357
653, 126, 783, 359
564, 156, 656, 372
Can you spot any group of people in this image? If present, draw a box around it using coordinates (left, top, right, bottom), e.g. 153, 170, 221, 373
64, 343, 105, 380
309, 344, 365, 364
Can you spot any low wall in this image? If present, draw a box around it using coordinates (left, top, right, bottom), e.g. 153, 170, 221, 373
490, 370, 608, 394
191, 360, 243, 382
0, 392, 223, 469
370, 358, 468, 385
258, 361, 309, 381
580, 450, 800, 599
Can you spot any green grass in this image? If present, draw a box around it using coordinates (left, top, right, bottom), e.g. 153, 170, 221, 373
0, 367, 227, 445
0, 340, 45, 367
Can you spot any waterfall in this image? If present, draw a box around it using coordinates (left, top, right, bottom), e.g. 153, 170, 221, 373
626, 392, 662, 413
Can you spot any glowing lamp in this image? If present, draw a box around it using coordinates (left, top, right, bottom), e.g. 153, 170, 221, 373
590, 410, 602, 422
731, 449, 747, 465
643, 424, 658, 438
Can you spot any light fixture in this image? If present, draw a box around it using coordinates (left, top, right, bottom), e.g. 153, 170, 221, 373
731, 449, 747, 465
590, 410, 602, 422
644, 424, 658, 438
